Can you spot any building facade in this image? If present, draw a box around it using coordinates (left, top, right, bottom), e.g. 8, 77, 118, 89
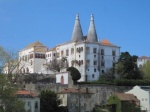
16, 90, 40, 112
18, 14, 120, 82
58, 88, 94, 112
137, 56, 150, 68
126, 86, 150, 111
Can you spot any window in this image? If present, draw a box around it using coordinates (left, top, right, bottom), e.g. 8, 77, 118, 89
102, 70, 104, 73
61, 50, 64, 56
79, 55, 80, 58
94, 55, 96, 58
93, 60, 97, 65
81, 60, 83, 65
112, 50, 116, 56
30, 54, 33, 59
35, 101, 38, 108
81, 47, 83, 51
113, 57, 115, 61
101, 61, 105, 67
26, 67, 29, 73
53, 53, 55, 56
86, 47, 90, 52
28, 101, 30, 106
94, 68, 96, 72
93, 48, 97, 53
92, 74, 95, 78
101, 49, 104, 55
101, 56, 104, 60
66, 49, 69, 56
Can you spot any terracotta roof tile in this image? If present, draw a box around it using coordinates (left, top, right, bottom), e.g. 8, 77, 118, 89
100, 39, 117, 47
138, 56, 150, 59
115, 93, 139, 102
16, 90, 38, 97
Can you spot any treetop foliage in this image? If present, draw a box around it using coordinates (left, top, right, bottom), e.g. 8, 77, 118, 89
67, 67, 81, 83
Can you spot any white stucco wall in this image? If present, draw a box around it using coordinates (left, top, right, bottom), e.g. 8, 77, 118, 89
126, 86, 150, 111
56, 72, 69, 84
18, 97, 40, 112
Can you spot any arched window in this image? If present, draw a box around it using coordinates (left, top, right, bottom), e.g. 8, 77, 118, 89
61, 76, 64, 84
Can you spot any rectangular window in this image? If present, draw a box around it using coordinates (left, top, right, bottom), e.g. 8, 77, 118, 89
61, 50, 64, 56
92, 74, 95, 78
101, 49, 104, 55
112, 50, 116, 56
101, 56, 104, 60
93, 60, 97, 65
93, 48, 97, 53
94, 68, 96, 72
101, 61, 105, 67
66, 49, 69, 56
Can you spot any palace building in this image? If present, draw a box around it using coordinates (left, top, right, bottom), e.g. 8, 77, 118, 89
18, 14, 120, 82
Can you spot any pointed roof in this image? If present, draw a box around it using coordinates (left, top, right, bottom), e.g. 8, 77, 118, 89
86, 14, 98, 42
101, 39, 117, 47
71, 13, 84, 42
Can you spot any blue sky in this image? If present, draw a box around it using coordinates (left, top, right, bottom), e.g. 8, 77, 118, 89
0, 0, 150, 57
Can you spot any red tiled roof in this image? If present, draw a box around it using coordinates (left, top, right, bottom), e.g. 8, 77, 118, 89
58, 88, 93, 94
17, 90, 37, 97
138, 56, 150, 59
115, 93, 139, 102
100, 39, 117, 47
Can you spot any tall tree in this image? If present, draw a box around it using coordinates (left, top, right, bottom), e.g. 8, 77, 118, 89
40, 90, 67, 112
115, 52, 143, 79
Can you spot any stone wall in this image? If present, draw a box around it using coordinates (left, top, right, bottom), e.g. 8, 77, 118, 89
25, 83, 132, 106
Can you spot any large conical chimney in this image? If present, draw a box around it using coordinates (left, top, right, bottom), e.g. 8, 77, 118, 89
86, 14, 98, 42
71, 13, 84, 42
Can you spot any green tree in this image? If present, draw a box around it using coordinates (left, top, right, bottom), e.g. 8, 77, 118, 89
67, 67, 81, 83
115, 52, 143, 79
40, 90, 68, 112
0, 74, 25, 112
141, 60, 150, 79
